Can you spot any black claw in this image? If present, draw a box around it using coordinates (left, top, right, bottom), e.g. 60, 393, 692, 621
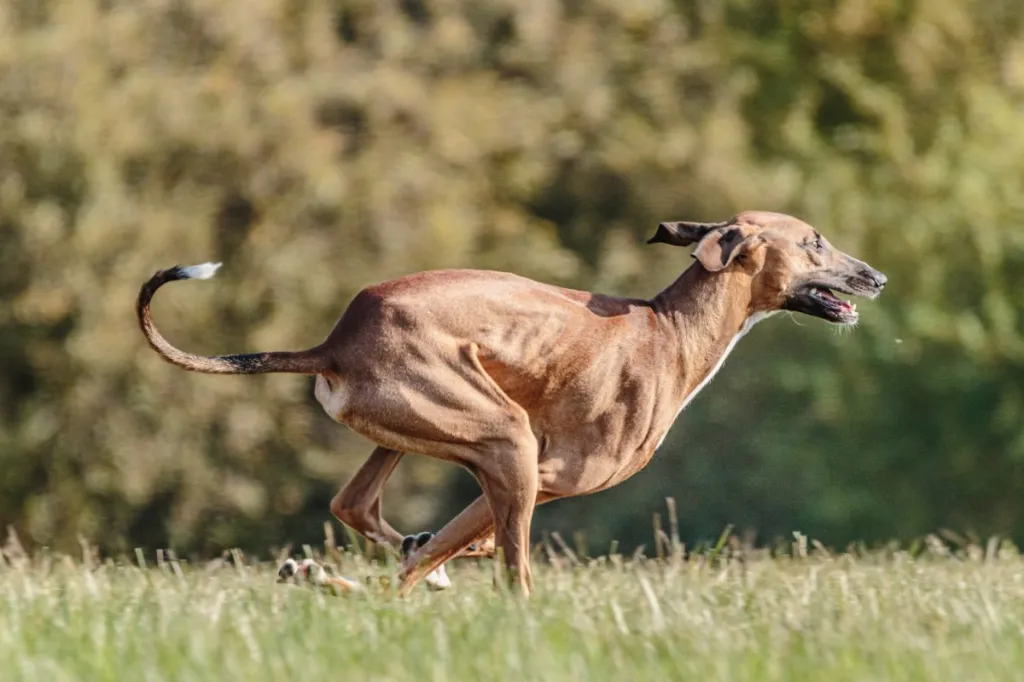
402, 531, 436, 556
401, 535, 417, 556
277, 559, 297, 581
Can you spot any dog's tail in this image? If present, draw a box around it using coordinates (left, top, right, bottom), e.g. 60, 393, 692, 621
136, 263, 329, 375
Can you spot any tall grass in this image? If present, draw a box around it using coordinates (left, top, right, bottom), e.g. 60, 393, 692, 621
1, 529, 1022, 682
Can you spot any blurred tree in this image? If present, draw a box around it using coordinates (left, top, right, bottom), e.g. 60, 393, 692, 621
0, 0, 1021, 556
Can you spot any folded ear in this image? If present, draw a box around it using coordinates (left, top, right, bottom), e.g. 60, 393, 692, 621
647, 220, 729, 247
692, 226, 762, 272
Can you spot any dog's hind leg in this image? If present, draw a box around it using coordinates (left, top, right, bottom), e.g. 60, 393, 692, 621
330, 446, 477, 590
330, 446, 406, 552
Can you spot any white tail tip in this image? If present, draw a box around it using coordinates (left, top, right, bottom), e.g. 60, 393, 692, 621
180, 262, 222, 280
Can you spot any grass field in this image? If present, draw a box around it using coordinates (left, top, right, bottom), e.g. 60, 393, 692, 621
1, 532, 1023, 682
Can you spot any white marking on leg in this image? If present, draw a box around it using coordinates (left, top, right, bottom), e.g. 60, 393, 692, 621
314, 374, 350, 420
425, 564, 452, 591
402, 532, 453, 591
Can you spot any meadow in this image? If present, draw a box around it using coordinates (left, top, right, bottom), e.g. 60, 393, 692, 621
2, 530, 1022, 682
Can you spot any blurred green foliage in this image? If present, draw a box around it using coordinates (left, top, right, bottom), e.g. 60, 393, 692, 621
1, 0, 1022, 556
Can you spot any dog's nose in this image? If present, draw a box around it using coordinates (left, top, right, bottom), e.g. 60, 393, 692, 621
864, 268, 887, 289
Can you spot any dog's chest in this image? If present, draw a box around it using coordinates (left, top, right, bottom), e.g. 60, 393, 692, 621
537, 312, 777, 496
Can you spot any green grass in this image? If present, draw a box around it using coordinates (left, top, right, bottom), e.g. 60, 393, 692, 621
1, 537, 1023, 682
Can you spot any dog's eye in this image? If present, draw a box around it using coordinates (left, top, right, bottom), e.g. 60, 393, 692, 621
808, 234, 823, 251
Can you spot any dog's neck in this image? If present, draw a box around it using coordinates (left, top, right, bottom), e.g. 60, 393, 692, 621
650, 263, 760, 399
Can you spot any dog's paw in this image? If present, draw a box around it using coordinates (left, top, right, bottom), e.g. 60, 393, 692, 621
277, 557, 301, 583
276, 558, 364, 595
401, 532, 434, 557
402, 532, 451, 591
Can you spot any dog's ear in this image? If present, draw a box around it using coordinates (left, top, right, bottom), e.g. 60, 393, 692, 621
647, 220, 729, 247
692, 226, 763, 272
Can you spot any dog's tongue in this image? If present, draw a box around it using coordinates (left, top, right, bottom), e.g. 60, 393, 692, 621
816, 287, 854, 312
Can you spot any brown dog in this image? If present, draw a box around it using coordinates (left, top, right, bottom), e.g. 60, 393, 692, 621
137, 211, 886, 596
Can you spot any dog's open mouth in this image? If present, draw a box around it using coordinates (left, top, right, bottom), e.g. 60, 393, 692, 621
785, 284, 859, 324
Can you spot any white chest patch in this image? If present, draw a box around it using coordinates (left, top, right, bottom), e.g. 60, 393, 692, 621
655, 311, 777, 450
314, 374, 350, 421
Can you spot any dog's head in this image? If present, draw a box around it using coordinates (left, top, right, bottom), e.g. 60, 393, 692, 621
648, 211, 886, 324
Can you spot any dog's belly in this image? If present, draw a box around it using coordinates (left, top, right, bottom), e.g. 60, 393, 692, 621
528, 379, 678, 497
